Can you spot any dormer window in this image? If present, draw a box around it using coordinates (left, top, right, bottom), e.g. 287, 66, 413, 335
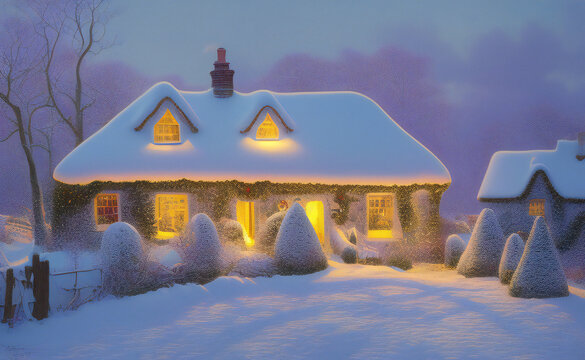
256, 112, 279, 140
154, 109, 180, 143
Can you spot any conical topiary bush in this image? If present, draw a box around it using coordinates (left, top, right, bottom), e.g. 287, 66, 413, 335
498, 233, 524, 284
509, 217, 569, 298
274, 203, 328, 275
445, 234, 466, 268
182, 213, 223, 282
457, 208, 506, 277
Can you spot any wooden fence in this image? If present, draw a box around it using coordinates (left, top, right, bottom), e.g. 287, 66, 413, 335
1, 254, 102, 326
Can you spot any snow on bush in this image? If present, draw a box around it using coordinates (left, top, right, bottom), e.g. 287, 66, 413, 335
182, 214, 223, 282
347, 227, 358, 245
255, 210, 287, 255
330, 228, 357, 264
457, 208, 506, 277
498, 233, 524, 284
274, 203, 328, 275
509, 217, 569, 298
444, 234, 466, 268
217, 218, 246, 249
229, 252, 278, 278
100, 222, 144, 295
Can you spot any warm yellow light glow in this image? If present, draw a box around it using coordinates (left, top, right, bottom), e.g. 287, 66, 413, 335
256, 112, 279, 140
529, 199, 545, 217
305, 201, 325, 244
155, 194, 188, 238
367, 193, 393, 238
94, 193, 119, 230
241, 137, 299, 154
154, 109, 180, 143
236, 200, 255, 247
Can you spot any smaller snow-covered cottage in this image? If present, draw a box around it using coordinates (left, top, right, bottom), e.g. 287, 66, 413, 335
52, 48, 450, 251
478, 135, 585, 249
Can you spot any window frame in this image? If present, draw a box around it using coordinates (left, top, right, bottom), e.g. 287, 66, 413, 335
153, 109, 181, 144
94, 193, 120, 231
366, 193, 394, 238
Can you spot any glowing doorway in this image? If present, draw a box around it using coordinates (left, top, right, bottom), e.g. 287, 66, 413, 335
306, 201, 324, 244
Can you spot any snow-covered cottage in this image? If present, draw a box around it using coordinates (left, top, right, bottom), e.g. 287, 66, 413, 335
52, 48, 450, 250
478, 135, 585, 249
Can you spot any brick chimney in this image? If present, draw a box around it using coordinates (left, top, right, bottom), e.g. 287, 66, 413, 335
210, 48, 234, 98
578, 132, 585, 161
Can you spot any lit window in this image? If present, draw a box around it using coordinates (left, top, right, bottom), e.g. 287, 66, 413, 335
154, 109, 180, 143
256, 112, 279, 140
155, 194, 188, 238
529, 199, 545, 217
236, 201, 255, 247
367, 193, 393, 238
95, 193, 119, 230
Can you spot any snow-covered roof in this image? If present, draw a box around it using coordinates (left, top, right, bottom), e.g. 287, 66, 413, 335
54, 82, 451, 186
478, 140, 585, 200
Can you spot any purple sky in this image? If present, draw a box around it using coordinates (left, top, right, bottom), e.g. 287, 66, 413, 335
1, 0, 584, 217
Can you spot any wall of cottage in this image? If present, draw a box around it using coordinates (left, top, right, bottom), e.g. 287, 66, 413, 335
484, 172, 585, 248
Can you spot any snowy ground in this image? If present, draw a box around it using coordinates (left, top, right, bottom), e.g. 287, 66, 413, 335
1, 259, 585, 360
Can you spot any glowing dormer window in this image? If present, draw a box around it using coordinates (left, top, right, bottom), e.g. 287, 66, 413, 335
154, 109, 180, 143
256, 112, 279, 140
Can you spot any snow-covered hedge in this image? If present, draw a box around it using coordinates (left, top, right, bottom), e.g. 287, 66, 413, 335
255, 210, 287, 255
509, 217, 569, 298
330, 228, 357, 264
444, 234, 466, 268
229, 252, 278, 278
100, 222, 144, 295
498, 233, 524, 284
274, 203, 328, 275
457, 208, 506, 277
217, 218, 246, 249
182, 214, 223, 282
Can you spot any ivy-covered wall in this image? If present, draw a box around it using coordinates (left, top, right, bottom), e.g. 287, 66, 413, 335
52, 179, 449, 243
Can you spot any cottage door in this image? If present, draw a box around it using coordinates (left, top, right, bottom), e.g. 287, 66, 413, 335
306, 201, 325, 245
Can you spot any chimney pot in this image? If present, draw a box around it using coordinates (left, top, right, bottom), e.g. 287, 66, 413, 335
210, 47, 234, 98
217, 48, 226, 63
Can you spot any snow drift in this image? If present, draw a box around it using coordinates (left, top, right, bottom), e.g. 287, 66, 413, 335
499, 233, 524, 284
457, 208, 506, 277
509, 217, 569, 298
274, 203, 328, 274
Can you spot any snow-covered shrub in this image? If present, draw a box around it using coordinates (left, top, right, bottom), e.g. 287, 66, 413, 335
100, 222, 144, 295
255, 210, 287, 255
274, 203, 328, 275
341, 246, 357, 264
182, 214, 223, 282
441, 218, 471, 240
229, 252, 278, 278
444, 234, 466, 268
347, 228, 358, 245
509, 217, 569, 298
457, 208, 506, 277
498, 233, 524, 284
217, 218, 246, 249
330, 228, 357, 264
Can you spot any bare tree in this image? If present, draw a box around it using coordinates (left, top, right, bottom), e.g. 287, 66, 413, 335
0, 21, 49, 247
37, 0, 110, 146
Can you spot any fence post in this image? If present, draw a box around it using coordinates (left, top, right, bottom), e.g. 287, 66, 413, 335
32, 255, 50, 320
2, 268, 14, 323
